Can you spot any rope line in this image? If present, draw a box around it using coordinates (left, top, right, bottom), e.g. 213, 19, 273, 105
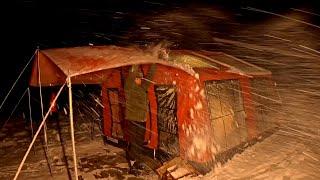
13, 81, 66, 180
1, 88, 28, 129
27, 88, 34, 140
0, 50, 36, 112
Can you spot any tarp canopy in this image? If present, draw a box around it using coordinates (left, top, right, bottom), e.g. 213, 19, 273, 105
29, 45, 271, 87
29, 46, 195, 86
170, 50, 271, 76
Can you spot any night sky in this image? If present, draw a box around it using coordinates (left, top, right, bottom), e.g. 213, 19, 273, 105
1, 0, 319, 115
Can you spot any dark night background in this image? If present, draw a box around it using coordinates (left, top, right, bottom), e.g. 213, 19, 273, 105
1, 0, 319, 116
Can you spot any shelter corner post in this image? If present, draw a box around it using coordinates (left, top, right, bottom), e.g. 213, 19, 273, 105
67, 76, 79, 180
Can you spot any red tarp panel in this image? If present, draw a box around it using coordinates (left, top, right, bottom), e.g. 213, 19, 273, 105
29, 45, 271, 87
29, 51, 66, 86
30, 46, 193, 86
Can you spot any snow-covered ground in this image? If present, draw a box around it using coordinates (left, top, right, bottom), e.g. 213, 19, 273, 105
201, 130, 320, 180
0, 118, 158, 180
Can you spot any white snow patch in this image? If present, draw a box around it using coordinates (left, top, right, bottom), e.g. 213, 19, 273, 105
190, 108, 194, 119
186, 128, 190, 137
189, 146, 195, 156
140, 26, 151, 30
130, 160, 136, 166
188, 125, 193, 134
63, 107, 68, 115
194, 101, 203, 110
194, 73, 200, 79
211, 145, 217, 154
193, 136, 207, 153
171, 167, 191, 179
192, 124, 196, 132
194, 85, 200, 92
200, 89, 206, 98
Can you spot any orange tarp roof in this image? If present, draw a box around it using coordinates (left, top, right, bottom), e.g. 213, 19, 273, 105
29, 46, 193, 86
29, 45, 271, 87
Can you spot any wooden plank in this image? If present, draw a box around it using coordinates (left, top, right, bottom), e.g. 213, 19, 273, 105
156, 157, 199, 179
156, 157, 183, 177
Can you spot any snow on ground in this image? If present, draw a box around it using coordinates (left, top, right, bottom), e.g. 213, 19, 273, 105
200, 130, 320, 180
0, 117, 158, 180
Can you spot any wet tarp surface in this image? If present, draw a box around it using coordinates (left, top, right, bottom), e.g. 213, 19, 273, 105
29, 45, 271, 87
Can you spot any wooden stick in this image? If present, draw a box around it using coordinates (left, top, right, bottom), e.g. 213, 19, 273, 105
37, 48, 52, 176
13, 81, 66, 180
68, 76, 78, 180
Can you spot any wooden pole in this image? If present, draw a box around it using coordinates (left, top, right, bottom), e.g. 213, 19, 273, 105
68, 76, 78, 180
37, 48, 52, 175
13, 82, 66, 180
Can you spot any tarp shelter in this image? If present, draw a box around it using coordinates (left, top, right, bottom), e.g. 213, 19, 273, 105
27, 45, 278, 175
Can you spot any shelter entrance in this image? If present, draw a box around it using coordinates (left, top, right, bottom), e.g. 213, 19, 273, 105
155, 85, 179, 161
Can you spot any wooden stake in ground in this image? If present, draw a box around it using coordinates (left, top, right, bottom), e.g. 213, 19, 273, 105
68, 76, 79, 180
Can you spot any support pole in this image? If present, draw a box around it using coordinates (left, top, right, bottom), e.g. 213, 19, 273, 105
37, 49, 46, 143
37, 48, 52, 175
13, 82, 66, 180
68, 76, 78, 180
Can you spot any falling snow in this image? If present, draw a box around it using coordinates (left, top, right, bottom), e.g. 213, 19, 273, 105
1, 1, 320, 179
